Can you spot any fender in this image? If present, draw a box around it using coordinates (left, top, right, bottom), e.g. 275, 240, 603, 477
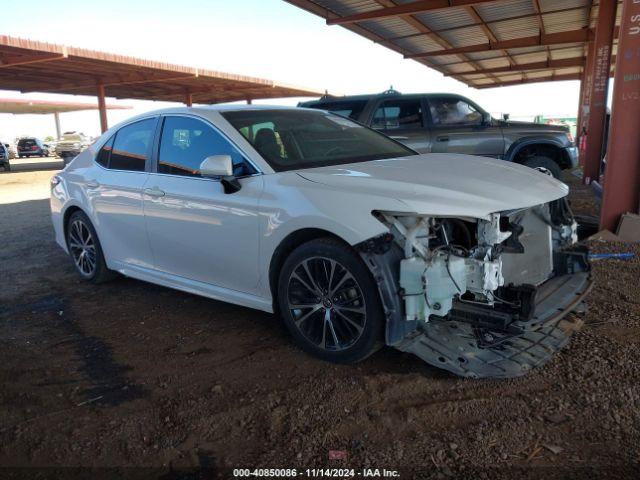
505, 137, 567, 163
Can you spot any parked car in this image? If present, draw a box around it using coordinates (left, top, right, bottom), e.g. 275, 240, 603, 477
17, 137, 49, 158
3, 142, 16, 159
55, 131, 91, 160
50, 106, 591, 378
300, 90, 578, 178
0, 143, 10, 171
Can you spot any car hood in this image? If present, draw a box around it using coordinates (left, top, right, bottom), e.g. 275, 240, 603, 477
499, 120, 570, 133
296, 154, 568, 219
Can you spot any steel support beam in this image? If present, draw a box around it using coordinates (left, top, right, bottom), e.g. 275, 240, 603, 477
326, 0, 497, 25
184, 92, 193, 107
97, 84, 108, 133
582, 0, 617, 185
451, 56, 587, 76
578, 41, 595, 166
600, 0, 640, 231
53, 112, 61, 140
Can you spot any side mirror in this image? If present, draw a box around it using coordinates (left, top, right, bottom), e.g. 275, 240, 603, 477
200, 155, 233, 177
199, 155, 241, 194
482, 112, 492, 125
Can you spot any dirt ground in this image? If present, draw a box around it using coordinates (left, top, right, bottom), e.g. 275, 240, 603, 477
0, 169, 638, 479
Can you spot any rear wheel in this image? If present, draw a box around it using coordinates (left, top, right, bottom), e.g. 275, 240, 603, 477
66, 211, 117, 283
521, 155, 562, 179
277, 238, 383, 364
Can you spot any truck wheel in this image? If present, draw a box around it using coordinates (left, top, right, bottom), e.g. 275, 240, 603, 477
277, 237, 384, 364
521, 156, 562, 179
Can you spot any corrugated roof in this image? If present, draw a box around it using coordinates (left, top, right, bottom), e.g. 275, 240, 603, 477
286, 0, 620, 88
0, 35, 323, 103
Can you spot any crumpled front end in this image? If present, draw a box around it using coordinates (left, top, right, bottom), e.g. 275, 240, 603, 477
357, 198, 592, 378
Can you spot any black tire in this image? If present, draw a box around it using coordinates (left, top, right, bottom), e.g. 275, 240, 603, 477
521, 155, 562, 179
66, 210, 117, 284
277, 237, 383, 364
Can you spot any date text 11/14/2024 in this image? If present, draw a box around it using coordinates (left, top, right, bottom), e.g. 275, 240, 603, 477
232, 468, 401, 477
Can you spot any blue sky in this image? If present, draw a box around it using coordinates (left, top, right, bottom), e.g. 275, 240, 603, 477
0, 0, 588, 140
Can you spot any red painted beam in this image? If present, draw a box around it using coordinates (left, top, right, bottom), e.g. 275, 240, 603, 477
582, 0, 617, 185
600, 0, 640, 231
97, 84, 108, 133
406, 29, 595, 58
326, 0, 497, 25
577, 41, 595, 167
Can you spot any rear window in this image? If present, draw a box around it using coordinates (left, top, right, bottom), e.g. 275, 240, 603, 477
305, 100, 367, 120
18, 139, 37, 147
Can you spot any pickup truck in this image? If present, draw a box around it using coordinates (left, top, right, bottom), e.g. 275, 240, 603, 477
300, 90, 578, 178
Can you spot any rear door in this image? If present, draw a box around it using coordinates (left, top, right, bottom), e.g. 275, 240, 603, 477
426, 96, 504, 158
89, 117, 158, 269
368, 97, 431, 153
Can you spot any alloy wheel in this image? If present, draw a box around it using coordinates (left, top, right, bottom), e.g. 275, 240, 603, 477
287, 256, 367, 351
68, 219, 97, 277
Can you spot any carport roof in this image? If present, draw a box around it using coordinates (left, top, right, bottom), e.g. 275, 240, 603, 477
0, 97, 130, 114
286, 0, 620, 88
0, 35, 324, 103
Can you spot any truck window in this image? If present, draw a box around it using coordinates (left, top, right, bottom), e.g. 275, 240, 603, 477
429, 98, 483, 126
305, 100, 367, 120
372, 99, 423, 130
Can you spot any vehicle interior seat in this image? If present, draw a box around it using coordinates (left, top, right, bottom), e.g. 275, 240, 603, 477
254, 128, 283, 164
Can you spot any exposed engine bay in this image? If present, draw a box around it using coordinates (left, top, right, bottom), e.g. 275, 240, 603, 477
358, 198, 592, 378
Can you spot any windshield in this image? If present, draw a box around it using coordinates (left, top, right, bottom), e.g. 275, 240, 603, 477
221, 109, 416, 172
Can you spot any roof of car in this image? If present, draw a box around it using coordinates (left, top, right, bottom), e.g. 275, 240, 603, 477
301, 92, 469, 103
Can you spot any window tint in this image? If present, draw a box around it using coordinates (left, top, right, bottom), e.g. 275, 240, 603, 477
372, 99, 423, 130
109, 118, 155, 171
429, 98, 483, 126
96, 135, 114, 168
158, 116, 254, 177
306, 100, 367, 120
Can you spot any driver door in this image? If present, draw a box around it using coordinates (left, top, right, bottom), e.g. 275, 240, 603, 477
142, 115, 263, 294
426, 96, 504, 158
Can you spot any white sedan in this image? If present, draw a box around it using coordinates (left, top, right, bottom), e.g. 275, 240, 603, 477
50, 106, 592, 378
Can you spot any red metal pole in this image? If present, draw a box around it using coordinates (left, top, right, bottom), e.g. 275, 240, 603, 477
577, 41, 595, 166
600, 0, 640, 231
97, 83, 108, 133
582, 0, 617, 185
185, 92, 193, 107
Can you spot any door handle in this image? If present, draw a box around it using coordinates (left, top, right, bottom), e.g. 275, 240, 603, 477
144, 187, 165, 198
86, 180, 100, 189
436, 136, 450, 142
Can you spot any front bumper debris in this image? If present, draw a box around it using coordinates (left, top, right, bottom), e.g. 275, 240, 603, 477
397, 271, 593, 378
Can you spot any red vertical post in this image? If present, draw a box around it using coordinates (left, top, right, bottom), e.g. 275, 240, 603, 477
600, 0, 640, 231
578, 41, 595, 166
582, 0, 617, 184
97, 83, 108, 133
185, 92, 193, 107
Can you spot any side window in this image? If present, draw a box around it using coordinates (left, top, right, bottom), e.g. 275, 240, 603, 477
372, 99, 423, 130
95, 135, 114, 168
158, 116, 255, 178
307, 100, 368, 120
429, 98, 483, 126
109, 118, 155, 171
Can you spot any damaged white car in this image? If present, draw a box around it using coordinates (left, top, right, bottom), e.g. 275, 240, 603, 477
50, 106, 592, 378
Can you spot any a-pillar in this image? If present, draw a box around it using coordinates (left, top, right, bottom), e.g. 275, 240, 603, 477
582, 0, 617, 184
600, 0, 640, 230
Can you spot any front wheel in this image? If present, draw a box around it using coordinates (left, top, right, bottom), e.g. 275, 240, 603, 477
66, 210, 117, 283
277, 238, 383, 364
521, 156, 562, 179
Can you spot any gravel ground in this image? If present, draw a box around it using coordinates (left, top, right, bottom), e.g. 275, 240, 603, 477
0, 169, 638, 479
